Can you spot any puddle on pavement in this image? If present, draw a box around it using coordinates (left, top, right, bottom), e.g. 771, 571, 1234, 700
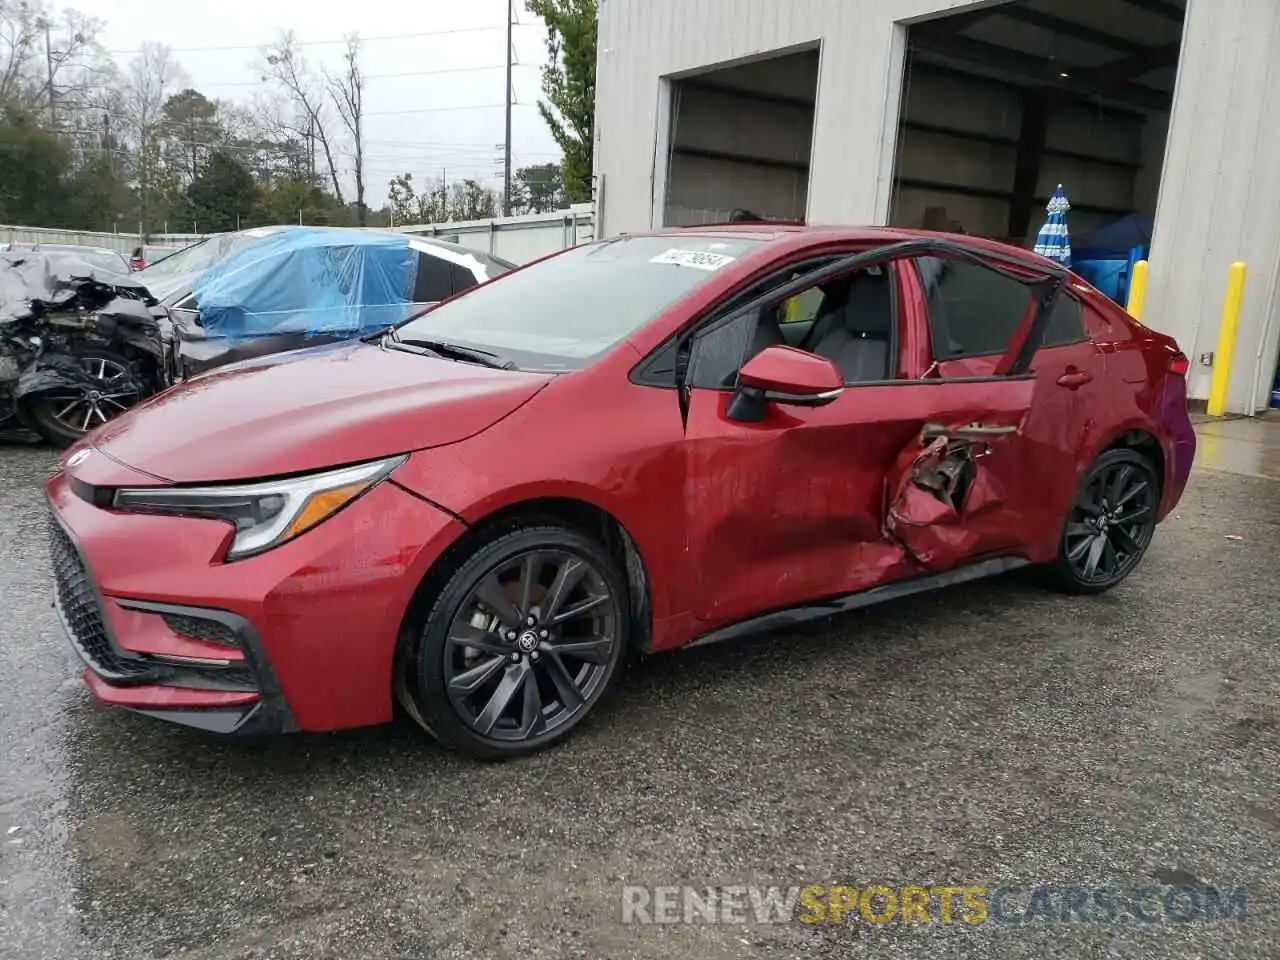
1194, 417, 1280, 481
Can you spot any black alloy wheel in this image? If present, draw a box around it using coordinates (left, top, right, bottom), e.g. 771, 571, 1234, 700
1050, 449, 1159, 594
406, 525, 628, 759
25, 350, 141, 447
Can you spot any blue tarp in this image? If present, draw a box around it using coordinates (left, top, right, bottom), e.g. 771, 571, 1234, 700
190, 227, 417, 341
1073, 213, 1153, 261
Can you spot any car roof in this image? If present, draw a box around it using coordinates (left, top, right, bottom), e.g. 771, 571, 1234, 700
636, 223, 1066, 271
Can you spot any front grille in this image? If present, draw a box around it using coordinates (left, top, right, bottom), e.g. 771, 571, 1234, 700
47, 518, 151, 680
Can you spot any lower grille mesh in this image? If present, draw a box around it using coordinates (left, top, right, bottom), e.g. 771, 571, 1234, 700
47, 518, 151, 680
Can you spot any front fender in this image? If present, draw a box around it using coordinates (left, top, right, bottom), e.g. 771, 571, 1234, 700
393, 437, 686, 624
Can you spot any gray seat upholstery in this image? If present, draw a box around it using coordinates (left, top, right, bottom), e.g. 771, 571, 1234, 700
810, 330, 889, 383
803, 271, 893, 382
748, 309, 787, 359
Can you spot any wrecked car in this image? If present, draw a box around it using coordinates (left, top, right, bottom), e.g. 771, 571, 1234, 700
2, 227, 514, 446
0, 250, 165, 446
45, 226, 1197, 759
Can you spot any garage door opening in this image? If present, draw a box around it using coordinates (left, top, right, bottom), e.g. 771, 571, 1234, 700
661, 48, 819, 227
889, 0, 1186, 303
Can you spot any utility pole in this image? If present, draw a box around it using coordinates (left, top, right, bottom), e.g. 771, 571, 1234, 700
502, 0, 514, 216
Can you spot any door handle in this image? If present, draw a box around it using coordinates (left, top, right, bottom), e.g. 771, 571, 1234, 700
1056, 370, 1093, 389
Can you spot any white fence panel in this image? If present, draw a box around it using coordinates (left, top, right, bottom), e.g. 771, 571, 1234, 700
393, 204, 595, 263
0, 225, 202, 254
0, 204, 597, 265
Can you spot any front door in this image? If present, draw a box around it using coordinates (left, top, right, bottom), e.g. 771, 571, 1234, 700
676, 241, 1067, 628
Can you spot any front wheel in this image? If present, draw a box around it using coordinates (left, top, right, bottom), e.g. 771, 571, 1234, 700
1045, 448, 1160, 594
403, 525, 629, 759
22, 348, 144, 447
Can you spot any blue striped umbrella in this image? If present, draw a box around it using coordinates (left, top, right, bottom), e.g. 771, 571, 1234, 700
1033, 184, 1072, 267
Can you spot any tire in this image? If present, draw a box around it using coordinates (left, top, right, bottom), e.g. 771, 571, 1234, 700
402, 524, 630, 760
1044, 448, 1160, 595
23, 347, 145, 448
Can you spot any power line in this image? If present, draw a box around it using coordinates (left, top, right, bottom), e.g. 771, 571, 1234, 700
55, 124, 561, 157
193, 63, 540, 88
365, 102, 533, 116
103, 23, 542, 57
74, 62, 540, 91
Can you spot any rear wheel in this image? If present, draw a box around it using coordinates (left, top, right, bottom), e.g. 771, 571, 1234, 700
403, 525, 629, 759
23, 348, 143, 447
1045, 448, 1159, 594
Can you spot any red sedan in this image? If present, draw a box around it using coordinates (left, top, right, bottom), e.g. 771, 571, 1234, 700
45, 226, 1196, 758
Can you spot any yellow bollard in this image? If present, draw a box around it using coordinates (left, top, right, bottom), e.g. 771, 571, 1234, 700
1126, 260, 1149, 323
1205, 261, 1247, 417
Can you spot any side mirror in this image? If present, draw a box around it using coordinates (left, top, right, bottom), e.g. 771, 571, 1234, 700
728, 345, 843, 422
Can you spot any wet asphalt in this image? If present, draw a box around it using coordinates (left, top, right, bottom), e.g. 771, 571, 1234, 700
1, 441, 1278, 960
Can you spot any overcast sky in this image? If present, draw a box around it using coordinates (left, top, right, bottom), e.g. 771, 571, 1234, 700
78, 0, 562, 201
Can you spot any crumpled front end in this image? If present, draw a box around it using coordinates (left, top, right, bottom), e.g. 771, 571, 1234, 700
0, 251, 167, 439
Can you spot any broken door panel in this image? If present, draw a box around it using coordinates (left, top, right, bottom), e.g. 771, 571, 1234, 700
884, 419, 1028, 569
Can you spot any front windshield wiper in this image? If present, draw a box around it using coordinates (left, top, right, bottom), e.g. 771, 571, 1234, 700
382, 332, 517, 370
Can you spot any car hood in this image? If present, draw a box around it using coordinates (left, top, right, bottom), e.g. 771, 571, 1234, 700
85, 340, 553, 483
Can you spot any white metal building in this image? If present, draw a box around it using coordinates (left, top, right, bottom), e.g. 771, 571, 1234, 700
593, 0, 1280, 415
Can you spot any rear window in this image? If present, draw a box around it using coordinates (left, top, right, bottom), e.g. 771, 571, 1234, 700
1042, 293, 1086, 346
917, 257, 1029, 359
916, 256, 1085, 358
412, 255, 456, 302
451, 263, 479, 294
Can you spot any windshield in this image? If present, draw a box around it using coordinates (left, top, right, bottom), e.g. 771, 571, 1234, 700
136, 228, 284, 300
393, 235, 764, 369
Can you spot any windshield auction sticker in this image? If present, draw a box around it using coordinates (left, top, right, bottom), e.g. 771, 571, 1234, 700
649, 249, 737, 271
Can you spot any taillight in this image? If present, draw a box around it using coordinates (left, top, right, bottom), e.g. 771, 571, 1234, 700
1169, 352, 1190, 376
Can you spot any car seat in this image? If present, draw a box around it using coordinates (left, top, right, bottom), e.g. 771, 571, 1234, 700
801, 271, 893, 382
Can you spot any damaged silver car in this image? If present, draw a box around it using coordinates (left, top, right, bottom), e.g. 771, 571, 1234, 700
0, 227, 513, 447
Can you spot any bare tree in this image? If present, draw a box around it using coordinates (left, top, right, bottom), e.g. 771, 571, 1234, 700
119, 41, 184, 140
1, 2, 110, 133
119, 42, 186, 232
0, 1, 39, 104
326, 33, 364, 226
259, 31, 344, 205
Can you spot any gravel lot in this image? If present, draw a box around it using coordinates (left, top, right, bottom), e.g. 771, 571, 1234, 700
1, 441, 1277, 959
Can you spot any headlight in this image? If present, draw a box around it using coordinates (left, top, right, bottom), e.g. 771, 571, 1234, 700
112, 456, 406, 560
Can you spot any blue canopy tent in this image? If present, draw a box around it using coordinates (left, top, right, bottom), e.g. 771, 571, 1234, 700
1071, 213, 1153, 306
1073, 213, 1154, 261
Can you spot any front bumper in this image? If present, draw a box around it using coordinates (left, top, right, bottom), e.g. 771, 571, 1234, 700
45, 468, 467, 734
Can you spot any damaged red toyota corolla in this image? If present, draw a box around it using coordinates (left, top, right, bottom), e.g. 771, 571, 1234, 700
44, 226, 1197, 758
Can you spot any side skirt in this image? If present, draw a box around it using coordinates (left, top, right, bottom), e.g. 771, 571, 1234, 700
685, 556, 1029, 649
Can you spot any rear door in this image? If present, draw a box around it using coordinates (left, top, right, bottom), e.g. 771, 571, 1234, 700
676, 240, 1067, 627
911, 256, 1104, 554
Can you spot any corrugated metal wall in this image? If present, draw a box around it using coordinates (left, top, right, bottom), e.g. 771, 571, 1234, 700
594, 0, 983, 235
596, 0, 1280, 413
1142, 0, 1280, 413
